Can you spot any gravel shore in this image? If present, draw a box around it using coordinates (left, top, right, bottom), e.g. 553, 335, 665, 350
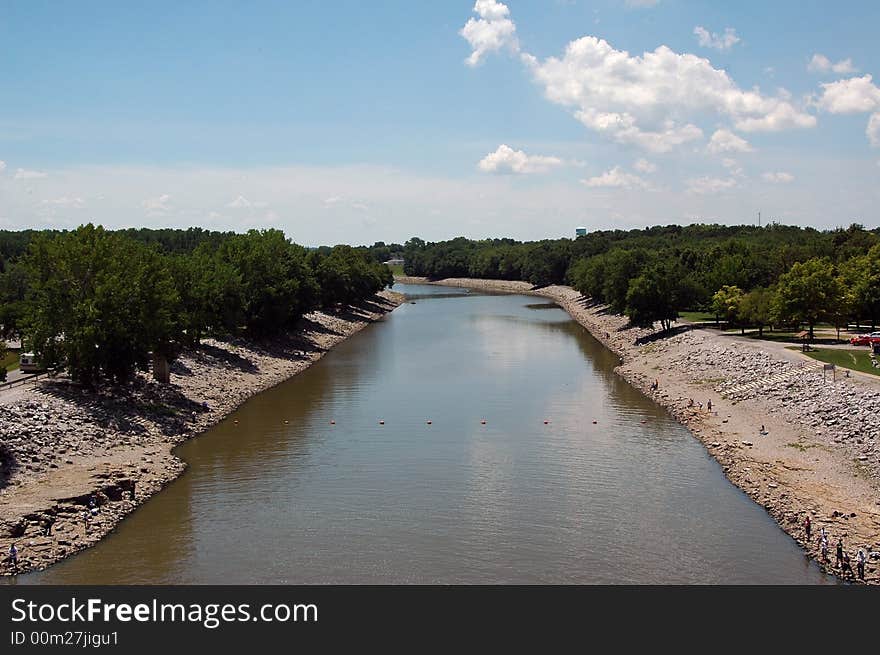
0, 291, 403, 576
398, 276, 880, 583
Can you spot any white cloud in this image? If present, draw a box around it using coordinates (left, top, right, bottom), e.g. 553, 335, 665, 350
227, 195, 252, 208
41, 195, 85, 209
686, 176, 738, 194
762, 171, 795, 183
460, 0, 519, 66
625, 0, 660, 7
694, 26, 741, 52
14, 168, 47, 180
142, 193, 172, 215
0, 161, 6, 173
816, 75, 880, 114
815, 75, 880, 146
0, 163, 876, 242
478, 144, 564, 174
707, 128, 753, 154
583, 166, 647, 189
633, 158, 656, 174
721, 158, 744, 176
868, 113, 880, 147
521, 35, 815, 152
807, 54, 857, 75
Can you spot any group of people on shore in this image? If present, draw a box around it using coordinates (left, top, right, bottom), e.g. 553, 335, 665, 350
5, 494, 107, 573
804, 516, 868, 582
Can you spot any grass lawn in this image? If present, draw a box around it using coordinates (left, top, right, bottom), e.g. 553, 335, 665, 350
678, 310, 719, 323
386, 263, 404, 276
789, 347, 880, 376
2, 348, 20, 372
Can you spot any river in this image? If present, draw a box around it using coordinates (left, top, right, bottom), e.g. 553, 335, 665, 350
23, 284, 828, 584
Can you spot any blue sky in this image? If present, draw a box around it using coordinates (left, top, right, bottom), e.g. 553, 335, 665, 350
1, 1, 879, 244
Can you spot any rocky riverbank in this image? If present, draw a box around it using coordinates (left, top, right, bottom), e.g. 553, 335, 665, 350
398, 276, 880, 583
0, 291, 403, 576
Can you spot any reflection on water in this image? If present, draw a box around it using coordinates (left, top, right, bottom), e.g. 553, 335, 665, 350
19, 283, 829, 584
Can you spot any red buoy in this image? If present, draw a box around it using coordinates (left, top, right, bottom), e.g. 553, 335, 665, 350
426, 420, 432, 425
480, 419, 486, 425
379, 420, 385, 425
330, 420, 336, 425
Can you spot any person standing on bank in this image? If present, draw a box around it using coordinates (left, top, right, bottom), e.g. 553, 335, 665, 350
835, 538, 844, 569
803, 515, 811, 541
857, 549, 866, 581
8, 542, 18, 571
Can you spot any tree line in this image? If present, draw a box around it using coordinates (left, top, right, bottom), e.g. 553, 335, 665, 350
0, 225, 392, 386
397, 223, 880, 335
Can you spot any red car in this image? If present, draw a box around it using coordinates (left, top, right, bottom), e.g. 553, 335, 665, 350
850, 331, 880, 345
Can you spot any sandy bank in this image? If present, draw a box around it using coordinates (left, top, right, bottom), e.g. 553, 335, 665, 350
0, 290, 404, 576
398, 276, 880, 583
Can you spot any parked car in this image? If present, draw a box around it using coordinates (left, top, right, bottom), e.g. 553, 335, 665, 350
850, 332, 880, 345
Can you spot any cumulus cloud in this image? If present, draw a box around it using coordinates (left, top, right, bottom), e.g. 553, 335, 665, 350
816, 75, 880, 114
477, 144, 564, 174
693, 26, 740, 52
707, 128, 754, 154
460, 0, 519, 66
583, 166, 647, 189
142, 193, 172, 215
521, 35, 814, 152
762, 171, 795, 183
815, 75, 880, 146
14, 168, 47, 180
686, 176, 738, 195
633, 158, 657, 174
807, 54, 857, 75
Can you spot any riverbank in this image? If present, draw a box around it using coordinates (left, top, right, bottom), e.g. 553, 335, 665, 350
398, 276, 880, 583
0, 291, 404, 576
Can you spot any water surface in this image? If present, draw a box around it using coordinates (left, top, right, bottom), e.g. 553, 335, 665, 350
22, 284, 828, 584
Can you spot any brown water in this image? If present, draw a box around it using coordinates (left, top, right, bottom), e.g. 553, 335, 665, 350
20, 284, 829, 584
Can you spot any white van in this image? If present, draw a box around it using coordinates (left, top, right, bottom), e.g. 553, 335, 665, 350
19, 353, 43, 373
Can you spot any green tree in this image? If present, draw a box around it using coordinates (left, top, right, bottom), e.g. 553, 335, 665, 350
625, 260, 686, 331
711, 285, 745, 332
738, 287, 773, 336
217, 230, 319, 336
773, 257, 838, 340
168, 247, 244, 344
0, 261, 28, 338
24, 224, 181, 385
603, 249, 648, 313
841, 244, 880, 329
